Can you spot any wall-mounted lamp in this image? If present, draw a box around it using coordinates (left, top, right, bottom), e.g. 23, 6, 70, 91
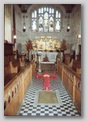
67, 25, 70, 32
13, 35, 17, 43
77, 34, 81, 39
13, 35, 17, 39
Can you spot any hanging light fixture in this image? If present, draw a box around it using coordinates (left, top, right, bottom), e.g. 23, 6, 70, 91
67, 13, 70, 32
23, 15, 26, 32
23, 23, 26, 32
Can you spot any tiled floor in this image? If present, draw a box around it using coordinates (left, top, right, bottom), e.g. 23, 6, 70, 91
18, 73, 80, 117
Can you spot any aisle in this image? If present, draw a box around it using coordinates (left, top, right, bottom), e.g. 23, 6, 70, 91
18, 74, 80, 117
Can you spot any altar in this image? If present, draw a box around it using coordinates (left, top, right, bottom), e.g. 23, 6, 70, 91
32, 51, 58, 62
34, 51, 57, 71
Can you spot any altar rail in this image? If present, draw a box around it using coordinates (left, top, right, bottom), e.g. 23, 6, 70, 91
4, 60, 35, 116
57, 59, 81, 114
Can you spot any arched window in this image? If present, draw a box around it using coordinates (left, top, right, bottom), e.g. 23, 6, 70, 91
31, 7, 61, 32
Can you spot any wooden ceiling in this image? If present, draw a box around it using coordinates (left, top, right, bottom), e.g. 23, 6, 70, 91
18, 4, 75, 13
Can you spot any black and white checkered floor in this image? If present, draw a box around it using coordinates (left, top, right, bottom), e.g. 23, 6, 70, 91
18, 75, 80, 116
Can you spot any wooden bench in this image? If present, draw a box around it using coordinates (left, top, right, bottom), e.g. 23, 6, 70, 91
68, 59, 81, 75
76, 68, 81, 75
4, 62, 18, 86
19, 58, 25, 67
72, 60, 81, 72
68, 59, 73, 68
4, 55, 24, 72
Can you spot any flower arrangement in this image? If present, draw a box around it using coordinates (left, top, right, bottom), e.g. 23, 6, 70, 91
25, 39, 33, 50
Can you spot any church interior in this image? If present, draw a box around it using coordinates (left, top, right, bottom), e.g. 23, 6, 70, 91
4, 4, 81, 116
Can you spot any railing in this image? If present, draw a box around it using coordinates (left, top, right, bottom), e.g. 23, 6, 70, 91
57, 59, 81, 114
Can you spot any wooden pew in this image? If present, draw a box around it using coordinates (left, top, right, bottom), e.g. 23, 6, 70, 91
4, 54, 24, 72
74, 75, 81, 114
4, 63, 32, 116
4, 62, 18, 86
68, 59, 73, 68
76, 68, 81, 75
9, 62, 18, 73
68, 59, 81, 75
57, 59, 81, 115
72, 60, 81, 72
19, 58, 25, 67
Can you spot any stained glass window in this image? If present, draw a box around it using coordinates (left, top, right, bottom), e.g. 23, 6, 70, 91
31, 7, 61, 32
